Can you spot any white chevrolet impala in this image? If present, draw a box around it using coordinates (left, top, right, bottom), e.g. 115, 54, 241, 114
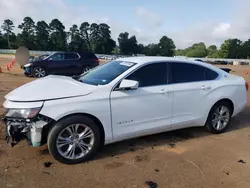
2, 57, 248, 164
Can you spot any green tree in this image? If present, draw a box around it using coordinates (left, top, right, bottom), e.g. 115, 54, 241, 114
240, 39, 250, 59
68, 24, 86, 52
89, 23, 100, 52
231, 39, 242, 58
137, 43, 145, 54
207, 45, 218, 57
99, 38, 116, 54
218, 39, 242, 58
79, 22, 115, 53
9, 33, 17, 49
219, 40, 231, 58
112, 45, 120, 54
35, 21, 50, 50
1, 19, 15, 48
118, 32, 129, 55
128, 35, 138, 54
49, 19, 67, 51
186, 42, 207, 57
18, 17, 36, 49
94, 23, 116, 54
174, 49, 186, 56
158, 36, 176, 56
0, 30, 8, 48
118, 32, 138, 55
79, 22, 92, 51
145, 44, 160, 56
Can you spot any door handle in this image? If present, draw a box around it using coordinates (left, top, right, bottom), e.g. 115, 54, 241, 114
158, 88, 172, 94
159, 88, 167, 94
201, 85, 211, 90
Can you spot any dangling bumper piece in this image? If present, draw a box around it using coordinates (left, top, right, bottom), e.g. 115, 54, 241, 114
2, 115, 53, 147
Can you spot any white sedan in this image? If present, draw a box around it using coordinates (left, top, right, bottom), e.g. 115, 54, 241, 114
2, 57, 248, 164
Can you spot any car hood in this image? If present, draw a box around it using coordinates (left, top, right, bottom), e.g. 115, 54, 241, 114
5, 75, 97, 102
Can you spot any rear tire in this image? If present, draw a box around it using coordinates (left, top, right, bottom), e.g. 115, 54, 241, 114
47, 115, 101, 164
205, 101, 232, 134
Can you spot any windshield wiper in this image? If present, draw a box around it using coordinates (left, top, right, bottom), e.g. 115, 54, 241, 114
72, 75, 81, 81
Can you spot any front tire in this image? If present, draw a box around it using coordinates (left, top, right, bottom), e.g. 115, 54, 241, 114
33, 66, 47, 78
205, 101, 232, 134
47, 115, 101, 164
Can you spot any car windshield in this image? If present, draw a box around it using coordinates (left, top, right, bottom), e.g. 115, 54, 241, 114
79, 60, 136, 86
43, 53, 56, 60
33, 55, 49, 61
39, 55, 49, 60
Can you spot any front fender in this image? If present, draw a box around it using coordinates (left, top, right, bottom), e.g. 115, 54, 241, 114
40, 96, 113, 141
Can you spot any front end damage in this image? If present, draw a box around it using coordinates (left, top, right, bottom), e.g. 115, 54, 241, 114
2, 114, 54, 147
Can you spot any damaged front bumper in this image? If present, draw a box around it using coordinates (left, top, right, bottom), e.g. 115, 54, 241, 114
2, 115, 53, 147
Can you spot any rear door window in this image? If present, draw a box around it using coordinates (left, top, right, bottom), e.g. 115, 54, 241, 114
171, 63, 206, 84
65, 53, 77, 60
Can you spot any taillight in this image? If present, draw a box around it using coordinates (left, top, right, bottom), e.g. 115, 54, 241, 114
245, 82, 248, 91
93, 59, 99, 63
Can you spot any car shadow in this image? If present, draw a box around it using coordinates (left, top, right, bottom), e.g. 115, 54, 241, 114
94, 106, 250, 160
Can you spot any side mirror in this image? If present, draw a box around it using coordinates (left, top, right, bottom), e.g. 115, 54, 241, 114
118, 79, 139, 90
48, 58, 52, 61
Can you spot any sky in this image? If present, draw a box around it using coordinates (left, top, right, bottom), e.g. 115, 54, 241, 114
0, 0, 250, 49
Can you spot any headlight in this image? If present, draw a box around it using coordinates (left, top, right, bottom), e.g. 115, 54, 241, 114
5, 108, 41, 119
24, 63, 31, 67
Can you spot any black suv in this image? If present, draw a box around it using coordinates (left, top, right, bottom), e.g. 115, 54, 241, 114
23, 52, 99, 78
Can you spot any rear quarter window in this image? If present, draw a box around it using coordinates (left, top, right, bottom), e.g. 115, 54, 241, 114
205, 68, 219, 80
80, 52, 98, 59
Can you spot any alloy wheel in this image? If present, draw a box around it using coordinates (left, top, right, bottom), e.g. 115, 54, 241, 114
56, 124, 95, 160
212, 105, 230, 131
34, 67, 46, 78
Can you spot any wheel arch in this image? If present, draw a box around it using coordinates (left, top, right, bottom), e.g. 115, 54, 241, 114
212, 98, 234, 114
32, 65, 48, 77
54, 113, 105, 147
32, 65, 47, 70
204, 98, 234, 133
205, 98, 234, 125
42, 113, 105, 147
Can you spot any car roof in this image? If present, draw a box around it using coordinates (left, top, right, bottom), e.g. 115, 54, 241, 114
116, 56, 224, 73
116, 56, 203, 65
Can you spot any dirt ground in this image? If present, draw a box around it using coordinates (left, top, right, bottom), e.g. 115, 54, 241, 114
0, 57, 250, 188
